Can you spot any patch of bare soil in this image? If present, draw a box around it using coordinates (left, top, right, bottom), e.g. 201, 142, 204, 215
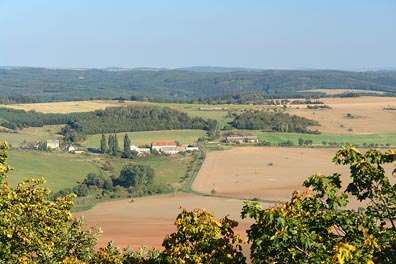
75, 194, 260, 250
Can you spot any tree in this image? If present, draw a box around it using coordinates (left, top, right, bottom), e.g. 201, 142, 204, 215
241, 146, 396, 263
162, 208, 246, 264
100, 132, 108, 154
113, 133, 119, 156
118, 164, 155, 188
298, 137, 304, 146
123, 133, 131, 158
108, 134, 114, 154
0, 141, 98, 262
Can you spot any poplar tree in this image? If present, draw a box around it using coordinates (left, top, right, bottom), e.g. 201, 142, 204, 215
108, 134, 114, 155
113, 133, 118, 156
123, 133, 131, 158
100, 132, 108, 154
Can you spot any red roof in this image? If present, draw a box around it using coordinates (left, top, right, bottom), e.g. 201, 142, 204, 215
151, 141, 177, 147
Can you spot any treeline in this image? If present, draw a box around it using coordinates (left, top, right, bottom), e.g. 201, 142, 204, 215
0, 95, 42, 104
63, 105, 215, 135
0, 105, 215, 136
0, 108, 81, 129
231, 110, 320, 133
1, 67, 395, 102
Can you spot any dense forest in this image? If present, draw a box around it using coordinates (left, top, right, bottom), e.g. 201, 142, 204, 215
0, 105, 215, 135
1, 67, 395, 102
231, 110, 320, 133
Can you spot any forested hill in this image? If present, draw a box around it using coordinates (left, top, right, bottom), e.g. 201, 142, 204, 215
1, 67, 396, 102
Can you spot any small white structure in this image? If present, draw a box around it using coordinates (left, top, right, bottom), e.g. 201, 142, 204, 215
130, 145, 151, 155
46, 140, 60, 149
67, 145, 76, 153
185, 146, 199, 152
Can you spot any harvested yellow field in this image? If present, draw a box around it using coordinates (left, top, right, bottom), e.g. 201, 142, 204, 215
0, 100, 142, 113
289, 96, 396, 134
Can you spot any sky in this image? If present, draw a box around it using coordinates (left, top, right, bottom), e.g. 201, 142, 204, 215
1, 0, 395, 70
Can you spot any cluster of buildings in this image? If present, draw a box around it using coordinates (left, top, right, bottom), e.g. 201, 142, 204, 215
131, 141, 199, 156
41, 139, 199, 156
224, 135, 259, 144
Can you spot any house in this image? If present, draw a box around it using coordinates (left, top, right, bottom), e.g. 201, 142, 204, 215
151, 141, 177, 152
46, 140, 60, 149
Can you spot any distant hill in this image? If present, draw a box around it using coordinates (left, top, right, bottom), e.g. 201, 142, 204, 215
176, 66, 263, 73
0, 67, 395, 102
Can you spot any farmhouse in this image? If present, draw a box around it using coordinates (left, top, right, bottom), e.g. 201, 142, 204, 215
46, 139, 60, 149
151, 141, 177, 152
226, 136, 258, 144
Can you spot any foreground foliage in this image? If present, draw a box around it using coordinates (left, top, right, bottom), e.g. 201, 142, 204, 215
162, 208, 246, 264
242, 146, 396, 263
0, 141, 98, 262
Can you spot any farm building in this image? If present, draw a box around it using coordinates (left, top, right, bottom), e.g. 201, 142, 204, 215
130, 145, 151, 155
161, 146, 186, 155
151, 141, 177, 152
226, 136, 258, 143
46, 140, 60, 149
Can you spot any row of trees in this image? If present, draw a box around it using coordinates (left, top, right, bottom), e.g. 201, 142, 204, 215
100, 132, 135, 158
1, 140, 395, 263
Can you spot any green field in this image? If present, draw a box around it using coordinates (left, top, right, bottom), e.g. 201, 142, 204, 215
81, 129, 207, 149
257, 131, 396, 147
7, 150, 101, 193
0, 125, 63, 146
6, 148, 195, 194
107, 154, 194, 185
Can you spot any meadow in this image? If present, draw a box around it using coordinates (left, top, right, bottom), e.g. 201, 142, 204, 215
7, 150, 101, 192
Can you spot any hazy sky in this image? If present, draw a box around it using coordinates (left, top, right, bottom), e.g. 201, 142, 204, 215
1, 0, 395, 69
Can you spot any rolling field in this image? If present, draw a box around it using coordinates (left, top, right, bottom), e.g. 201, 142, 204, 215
288, 96, 396, 134
7, 150, 101, 193
6, 149, 194, 195
0, 125, 64, 146
257, 131, 396, 146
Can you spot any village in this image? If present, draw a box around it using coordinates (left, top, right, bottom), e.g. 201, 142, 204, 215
36, 135, 259, 156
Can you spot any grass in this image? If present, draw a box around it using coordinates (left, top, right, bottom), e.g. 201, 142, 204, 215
107, 153, 195, 185
257, 131, 396, 147
0, 125, 63, 146
7, 149, 196, 194
7, 150, 102, 193
81, 130, 207, 149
